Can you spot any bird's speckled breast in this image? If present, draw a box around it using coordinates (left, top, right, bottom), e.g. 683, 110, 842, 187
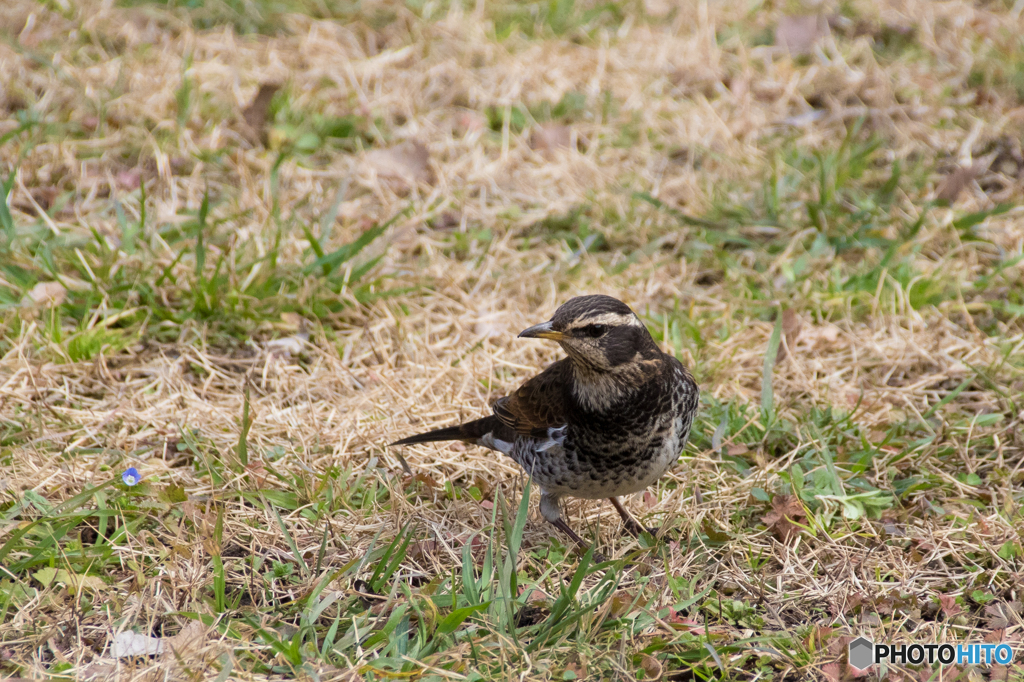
510, 358, 698, 499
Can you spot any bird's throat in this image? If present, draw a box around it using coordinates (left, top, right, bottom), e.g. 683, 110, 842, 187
570, 362, 647, 413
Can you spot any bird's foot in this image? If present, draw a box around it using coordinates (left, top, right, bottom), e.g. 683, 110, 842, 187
622, 518, 660, 539
550, 518, 606, 563
609, 497, 659, 539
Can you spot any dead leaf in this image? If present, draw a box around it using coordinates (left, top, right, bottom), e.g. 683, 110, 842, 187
935, 163, 984, 204
984, 601, 1023, 629
565, 651, 589, 675
266, 333, 308, 358
776, 14, 829, 55
115, 168, 142, 190
609, 590, 636, 618
12, 185, 59, 214
530, 123, 573, 154
665, 608, 703, 631
701, 518, 732, 542
985, 629, 1006, 644
34, 567, 106, 594
200, 505, 220, 556
166, 621, 206, 657
880, 521, 905, 537
245, 459, 268, 488
403, 472, 440, 501
825, 632, 846, 656
470, 475, 491, 500
242, 83, 281, 145
638, 653, 662, 680
25, 281, 66, 308
846, 592, 865, 615
279, 312, 304, 330
990, 664, 1010, 681
519, 587, 550, 603
469, 533, 488, 560
911, 539, 935, 554
821, 662, 841, 682
643, 490, 658, 509
725, 443, 749, 456
79, 660, 117, 680
847, 661, 873, 678
409, 539, 439, 562
411, 472, 439, 488
170, 157, 191, 174
938, 593, 961, 619
363, 140, 434, 191
776, 309, 803, 362
454, 110, 486, 135
181, 499, 198, 524
761, 494, 806, 542
860, 612, 882, 627
431, 210, 461, 230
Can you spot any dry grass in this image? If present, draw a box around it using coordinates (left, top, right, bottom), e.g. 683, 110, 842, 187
1, 0, 1023, 679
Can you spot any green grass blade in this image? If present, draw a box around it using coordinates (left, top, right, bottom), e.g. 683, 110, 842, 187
261, 493, 308, 576
368, 523, 413, 591
300, 221, 328, 275
315, 522, 329, 575
815, 427, 844, 498
921, 375, 974, 420
195, 187, 209, 278
304, 205, 409, 276
761, 311, 784, 425
0, 480, 117, 566
438, 601, 490, 636
212, 505, 225, 612
0, 168, 15, 238
212, 653, 233, 682
237, 381, 251, 469
461, 537, 479, 604
633, 191, 720, 227
509, 478, 531, 561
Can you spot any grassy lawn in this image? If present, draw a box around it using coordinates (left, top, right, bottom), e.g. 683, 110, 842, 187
1, 0, 1023, 679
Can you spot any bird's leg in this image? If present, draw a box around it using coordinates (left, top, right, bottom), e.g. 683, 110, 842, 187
609, 496, 659, 538
549, 517, 588, 548
541, 491, 605, 562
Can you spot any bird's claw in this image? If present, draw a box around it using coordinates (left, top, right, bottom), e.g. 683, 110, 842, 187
623, 519, 660, 539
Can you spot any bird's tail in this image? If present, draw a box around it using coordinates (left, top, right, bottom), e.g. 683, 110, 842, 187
389, 416, 502, 447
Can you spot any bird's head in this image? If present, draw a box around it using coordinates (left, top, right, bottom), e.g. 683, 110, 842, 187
518, 295, 658, 374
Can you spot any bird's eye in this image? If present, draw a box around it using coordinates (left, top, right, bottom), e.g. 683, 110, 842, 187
582, 324, 607, 338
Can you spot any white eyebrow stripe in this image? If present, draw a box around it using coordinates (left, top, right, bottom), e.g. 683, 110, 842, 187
569, 312, 642, 328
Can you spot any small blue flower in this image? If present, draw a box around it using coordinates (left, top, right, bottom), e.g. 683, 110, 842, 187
122, 467, 141, 486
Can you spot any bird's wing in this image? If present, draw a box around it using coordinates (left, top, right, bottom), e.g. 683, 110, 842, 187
492, 359, 570, 439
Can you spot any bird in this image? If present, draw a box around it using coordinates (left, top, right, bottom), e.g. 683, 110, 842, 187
390, 295, 700, 555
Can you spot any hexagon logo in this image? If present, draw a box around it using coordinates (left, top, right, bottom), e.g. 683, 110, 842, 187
849, 637, 874, 671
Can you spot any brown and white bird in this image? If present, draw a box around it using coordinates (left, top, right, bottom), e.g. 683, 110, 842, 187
391, 295, 700, 552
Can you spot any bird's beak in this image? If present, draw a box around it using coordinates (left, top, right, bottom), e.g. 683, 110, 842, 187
518, 320, 565, 341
